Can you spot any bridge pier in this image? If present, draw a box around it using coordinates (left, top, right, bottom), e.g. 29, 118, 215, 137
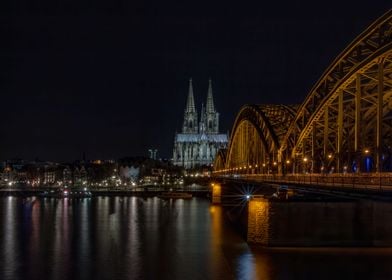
211, 183, 222, 204
247, 197, 269, 244
246, 196, 392, 247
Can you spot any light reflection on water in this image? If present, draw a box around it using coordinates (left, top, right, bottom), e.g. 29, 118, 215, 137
0, 197, 392, 279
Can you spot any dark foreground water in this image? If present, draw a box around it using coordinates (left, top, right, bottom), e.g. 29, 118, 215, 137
1, 197, 392, 280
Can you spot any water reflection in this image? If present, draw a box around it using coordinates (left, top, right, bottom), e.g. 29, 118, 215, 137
3, 197, 17, 279
1, 197, 392, 279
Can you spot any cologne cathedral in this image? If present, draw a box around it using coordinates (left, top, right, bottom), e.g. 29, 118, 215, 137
173, 79, 228, 169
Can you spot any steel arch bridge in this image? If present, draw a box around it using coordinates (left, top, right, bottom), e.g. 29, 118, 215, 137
214, 10, 392, 179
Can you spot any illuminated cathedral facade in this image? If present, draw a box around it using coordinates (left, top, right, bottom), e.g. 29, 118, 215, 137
173, 79, 228, 169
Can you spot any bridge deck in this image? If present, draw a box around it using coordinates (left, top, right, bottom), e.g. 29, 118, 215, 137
215, 173, 392, 195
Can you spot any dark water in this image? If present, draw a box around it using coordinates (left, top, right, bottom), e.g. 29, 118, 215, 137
1, 197, 392, 280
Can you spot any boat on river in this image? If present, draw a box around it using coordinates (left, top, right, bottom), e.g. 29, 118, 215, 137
158, 192, 192, 199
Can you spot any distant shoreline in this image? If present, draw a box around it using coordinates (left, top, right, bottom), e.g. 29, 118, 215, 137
0, 188, 210, 198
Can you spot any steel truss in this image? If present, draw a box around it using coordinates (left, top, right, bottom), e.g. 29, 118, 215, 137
214, 10, 392, 175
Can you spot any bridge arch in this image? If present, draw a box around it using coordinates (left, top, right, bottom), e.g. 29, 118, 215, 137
280, 10, 392, 174
213, 149, 227, 171
224, 105, 296, 174
215, 10, 392, 175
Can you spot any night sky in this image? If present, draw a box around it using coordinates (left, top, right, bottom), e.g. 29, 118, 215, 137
2, 1, 391, 161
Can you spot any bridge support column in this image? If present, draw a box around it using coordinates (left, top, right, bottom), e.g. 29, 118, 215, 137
247, 197, 269, 245
337, 90, 343, 173
355, 73, 362, 172
246, 198, 392, 246
376, 59, 384, 172
277, 151, 283, 175
211, 183, 221, 204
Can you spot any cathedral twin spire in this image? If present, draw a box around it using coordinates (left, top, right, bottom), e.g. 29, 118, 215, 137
206, 79, 215, 114
186, 78, 196, 113
183, 78, 219, 134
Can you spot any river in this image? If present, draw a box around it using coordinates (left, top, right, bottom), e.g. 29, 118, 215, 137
1, 196, 392, 279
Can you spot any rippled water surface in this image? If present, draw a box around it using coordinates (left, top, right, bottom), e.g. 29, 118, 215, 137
1, 196, 392, 280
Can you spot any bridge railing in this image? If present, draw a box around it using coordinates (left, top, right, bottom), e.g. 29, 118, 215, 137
217, 173, 392, 192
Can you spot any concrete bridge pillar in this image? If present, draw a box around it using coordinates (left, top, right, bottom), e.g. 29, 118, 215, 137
247, 197, 270, 245
245, 196, 392, 247
211, 183, 222, 204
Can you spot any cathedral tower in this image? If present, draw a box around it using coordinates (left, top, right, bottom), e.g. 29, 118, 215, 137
173, 78, 228, 169
205, 79, 219, 134
199, 103, 206, 134
182, 78, 198, 133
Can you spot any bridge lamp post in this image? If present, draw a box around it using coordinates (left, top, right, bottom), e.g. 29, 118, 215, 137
273, 161, 278, 175
325, 154, 333, 174
285, 160, 291, 175
303, 157, 308, 174
328, 154, 332, 169
363, 148, 371, 173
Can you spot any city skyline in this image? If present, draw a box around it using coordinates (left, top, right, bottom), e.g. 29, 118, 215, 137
1, 4, 392, 280
2, 2, 391, 161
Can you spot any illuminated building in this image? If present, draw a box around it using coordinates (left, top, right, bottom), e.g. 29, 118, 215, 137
173, 78, 228, 169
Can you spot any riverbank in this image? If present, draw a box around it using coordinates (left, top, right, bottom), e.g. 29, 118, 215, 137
0, 188, 210, 198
